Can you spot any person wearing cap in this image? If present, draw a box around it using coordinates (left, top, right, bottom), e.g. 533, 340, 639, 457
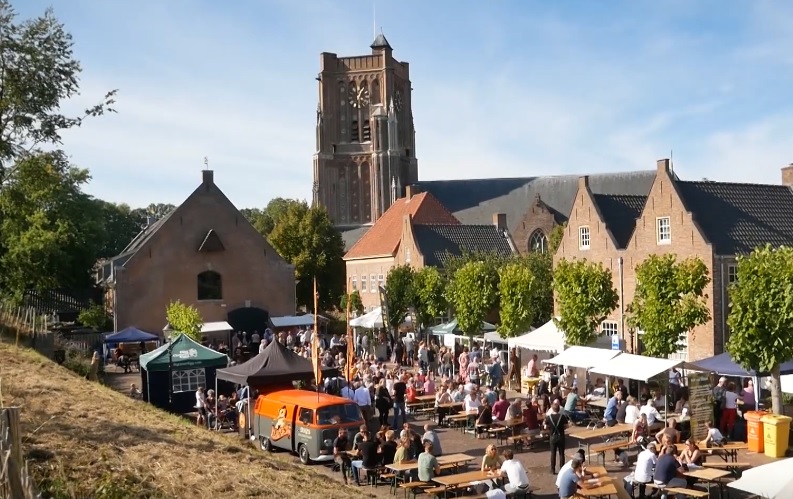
625, 441, 658, 498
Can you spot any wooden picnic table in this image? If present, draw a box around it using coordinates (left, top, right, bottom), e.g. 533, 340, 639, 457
578, 475, 618, 497
586, 398, 609, 409
586, 465, 609, 476
415, 394, 436, 403
432, 469, 492, 498
674, 441, 747, 463
438, 401, 463, 409
569, 423, 633, 460
683, 468, 731, 498
385, 453, 475, 472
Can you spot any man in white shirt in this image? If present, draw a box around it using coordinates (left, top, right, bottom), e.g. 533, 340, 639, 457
498, 449, 530, 494
353, 381, 373, 422
625, 442, 658, 497
340, 381, 355, 401
639, 399, 663, 429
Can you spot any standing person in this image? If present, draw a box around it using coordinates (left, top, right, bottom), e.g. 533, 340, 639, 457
489, 358, 504, 390
354, 381, 373, 423
375, 378, 392, 427
712, 376, 727, 430
544, 399, 570, 474
508, 348, 520, 390
195, 387, 207, 427
392, 374, 408, 429
88, 351, 100, 381
721, 382, 739, 438
332, 427, 352, 484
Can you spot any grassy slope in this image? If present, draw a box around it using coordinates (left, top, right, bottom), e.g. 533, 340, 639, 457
0, 343, 374, 499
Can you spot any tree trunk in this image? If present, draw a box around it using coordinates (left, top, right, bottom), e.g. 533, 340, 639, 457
771, 364, 782, 415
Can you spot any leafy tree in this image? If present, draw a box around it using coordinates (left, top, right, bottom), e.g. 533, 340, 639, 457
549, 223, 566, 254
383, 265, 415, 334
446, 261, 499, 336
727, 245, 793, 414
78, 303, 112, 331
0, 152, 103, 300
553, 259, 619, 346
0, 1, 116, 185
628, 254, 711, 358
339, 290, 364, 316
93, 200, 144, 258
141, 203, 175, 219
443, 251, 507, 278
242, 198, 306, 238
412, 266, 448, 331
166, 300, 203, 341
268, 203, 344, 311
498, 255, 553, 337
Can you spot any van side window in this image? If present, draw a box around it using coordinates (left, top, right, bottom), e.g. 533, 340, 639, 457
298, 408, 313, 425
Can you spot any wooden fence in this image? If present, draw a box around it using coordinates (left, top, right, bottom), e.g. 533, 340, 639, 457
0, 408, 41, 499
0, 302, 54, 358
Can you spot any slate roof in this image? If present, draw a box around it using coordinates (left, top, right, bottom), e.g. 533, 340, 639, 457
344, 192, 460, 259
412, 224, 515, 268
339, 170, 656, 250
98, 211, 174, 283
676, 181, 793, 255
370, 33, 392, 50
591, 194, 648, 249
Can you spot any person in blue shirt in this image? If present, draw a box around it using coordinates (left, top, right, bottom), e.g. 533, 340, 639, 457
604, 391, 622, 427
558, 458, 601, 499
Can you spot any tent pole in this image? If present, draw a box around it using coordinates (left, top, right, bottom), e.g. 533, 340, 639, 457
247, 383, 252, 440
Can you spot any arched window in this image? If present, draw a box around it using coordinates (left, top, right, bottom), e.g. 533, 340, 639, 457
197, 271, 222, 300
529, 230, 548, 253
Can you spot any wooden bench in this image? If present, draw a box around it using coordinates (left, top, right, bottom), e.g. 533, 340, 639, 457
703, 461, 752, 469
589, 440, 631, 466
612, 479, 633, 499
507, 433, 547, 452
486, 426, 510, 443
399, 480, 431, 499
645, 483, 709, 498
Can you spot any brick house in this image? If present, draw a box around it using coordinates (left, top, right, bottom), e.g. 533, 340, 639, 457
344, 187, 515, 311
98, 170, 296, 334
555, 159, 793, 361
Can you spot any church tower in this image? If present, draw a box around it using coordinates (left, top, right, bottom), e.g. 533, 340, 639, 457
313, 34, 419, 227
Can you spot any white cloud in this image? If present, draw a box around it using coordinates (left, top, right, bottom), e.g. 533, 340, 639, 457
39, 0, 793, 209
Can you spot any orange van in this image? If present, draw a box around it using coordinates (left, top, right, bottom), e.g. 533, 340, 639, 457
253, 389, 364, 464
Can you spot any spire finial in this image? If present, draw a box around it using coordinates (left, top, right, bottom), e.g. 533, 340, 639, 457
204, 156, 209, 170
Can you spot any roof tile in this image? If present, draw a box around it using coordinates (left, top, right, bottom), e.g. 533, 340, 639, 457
591, 194, 647, 249
412, 224, 515, 268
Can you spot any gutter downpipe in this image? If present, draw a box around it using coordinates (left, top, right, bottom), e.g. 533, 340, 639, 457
719, 256, 727, 354
618, 257, 625, 352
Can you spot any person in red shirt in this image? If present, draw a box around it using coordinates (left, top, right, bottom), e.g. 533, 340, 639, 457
492, 391, 511, 421
406, 382, 418, 403
522, 398, 540, 432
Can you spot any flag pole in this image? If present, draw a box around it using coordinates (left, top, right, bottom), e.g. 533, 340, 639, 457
346, 278, 354, 382
313, 277, 320, 402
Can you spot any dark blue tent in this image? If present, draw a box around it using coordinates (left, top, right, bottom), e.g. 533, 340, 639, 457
104, 327, 159, 344
689, 352, 793, 376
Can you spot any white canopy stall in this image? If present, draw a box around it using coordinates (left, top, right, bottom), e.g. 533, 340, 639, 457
589, 353, 686, 382
507, 320, 565, 353
163, 320, 233, 343
349, 307, 384, 328
728, 457, 793, 499
270, 314, 329, 328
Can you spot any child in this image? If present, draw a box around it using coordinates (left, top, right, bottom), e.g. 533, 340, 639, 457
704, 420, 726, 447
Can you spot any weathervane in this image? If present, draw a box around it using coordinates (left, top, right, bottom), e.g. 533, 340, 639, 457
204, 156, 209, 170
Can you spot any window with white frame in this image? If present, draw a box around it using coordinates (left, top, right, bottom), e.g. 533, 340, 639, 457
377, 274, 384, 290
656, 217, 671, 244
361, 275, 367, 292
601, 321, 619, 337
172, 368, 206, 393
370, 275, 376, 293
578, 226, 590, 250
727, 265, 737, 284
669, 334, 689, 361
351, 276, 357, 291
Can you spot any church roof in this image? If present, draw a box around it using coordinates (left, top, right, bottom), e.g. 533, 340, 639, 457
370, 33, 392, 50
412, 224, 515, 268
344, 192, 460, 259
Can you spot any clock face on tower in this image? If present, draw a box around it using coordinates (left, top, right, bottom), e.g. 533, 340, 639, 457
350, 85, 370, 108
394, 90, 403, 112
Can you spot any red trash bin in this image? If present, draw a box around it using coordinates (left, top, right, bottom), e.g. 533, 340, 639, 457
745, 410, 768, 453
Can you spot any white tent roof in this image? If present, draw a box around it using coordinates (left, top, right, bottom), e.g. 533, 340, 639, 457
590, 353, 686, 382
543, 346, 621, 370
482, 331, 509, 345
350, 307, 384, 328
507, 319, 565, 352
270, 314, 328, 328
163, 321, 233, 333
728, 456, 793, 498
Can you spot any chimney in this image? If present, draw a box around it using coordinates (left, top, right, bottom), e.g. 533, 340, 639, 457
146, 216, 156, 227
657, 158, 670, 173
202, 170, 214, 186
782, 165, 793, 186
493, 213, 507, 231
404, 184, 421, 199
578, 176, 589, 189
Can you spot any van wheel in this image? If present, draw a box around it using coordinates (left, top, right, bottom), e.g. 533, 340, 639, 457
298, 444, 310, 464
260, 436, 273, 452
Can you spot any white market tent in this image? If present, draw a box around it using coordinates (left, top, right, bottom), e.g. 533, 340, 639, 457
162, 321, 233, 334
728, 457, 793, 498
430, 319, 496, 334
507, 319, 565, 352
350, 307, 384, 328
482, 331, 509, 345
270, 314, 328, 328
543, 346, 621, 370
590, 353, 688, 382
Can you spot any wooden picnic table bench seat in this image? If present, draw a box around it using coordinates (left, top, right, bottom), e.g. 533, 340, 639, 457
612, 479, 633, 499
703, 461, 752, 469
507, 433, 547, 452
590, 439, 630, 454
399, 480, 432, 499
645, 483, 709, 498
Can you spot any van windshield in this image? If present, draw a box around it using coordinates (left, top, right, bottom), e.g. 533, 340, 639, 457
317, 404, 362, 425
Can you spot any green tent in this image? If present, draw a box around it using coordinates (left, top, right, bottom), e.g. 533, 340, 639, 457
430, 319, 497, 335
139, 333, 229, 371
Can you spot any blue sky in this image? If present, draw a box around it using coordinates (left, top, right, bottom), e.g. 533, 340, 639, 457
16, 0, 793, 209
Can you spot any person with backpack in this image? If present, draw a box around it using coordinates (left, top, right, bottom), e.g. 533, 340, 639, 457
544, 398, 571, 475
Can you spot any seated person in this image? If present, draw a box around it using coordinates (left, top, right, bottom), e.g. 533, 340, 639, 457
417, 441, 440, 482
522, 399, 540, 434
625, 442, 658, 498
563, 388, 589, 423
653, 446, 687, 489
476, 400, 494, 438
559, 457, 603, 499
704, 420, 727, 446
679, 438, 703, 469
492, 392, 511, 421
656, 418, 681, 445
495, 449, 531, 495
557, 449, 597, 490
350, 431, 380, 485
639, 398, 663, 430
